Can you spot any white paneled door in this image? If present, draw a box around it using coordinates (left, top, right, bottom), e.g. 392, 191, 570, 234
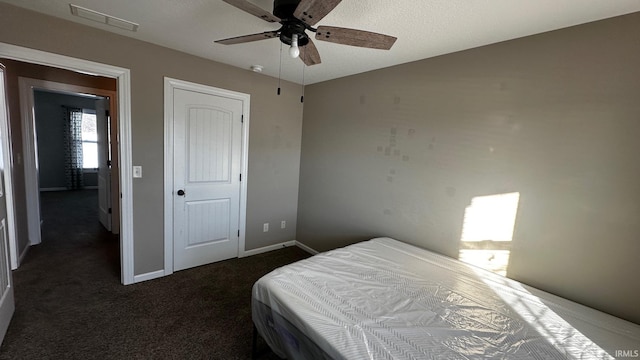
172, 88, 243, 271
0, 66, 15, 343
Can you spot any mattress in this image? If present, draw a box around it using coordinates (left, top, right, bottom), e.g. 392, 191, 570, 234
252, 237, 640, 359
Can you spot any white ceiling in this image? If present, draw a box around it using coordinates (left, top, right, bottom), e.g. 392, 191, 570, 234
3, 0, 640, 84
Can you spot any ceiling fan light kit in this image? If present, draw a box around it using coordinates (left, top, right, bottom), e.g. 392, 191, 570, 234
216, 0, 397, 66
289, 34, 300, 58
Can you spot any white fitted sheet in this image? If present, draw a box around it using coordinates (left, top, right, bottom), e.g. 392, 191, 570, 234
252, 237, 640, 359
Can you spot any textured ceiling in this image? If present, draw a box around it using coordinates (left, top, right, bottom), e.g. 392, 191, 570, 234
3, 0, 640, 84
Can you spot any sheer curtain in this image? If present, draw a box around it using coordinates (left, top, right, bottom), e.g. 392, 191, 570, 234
63, 107, 84, 189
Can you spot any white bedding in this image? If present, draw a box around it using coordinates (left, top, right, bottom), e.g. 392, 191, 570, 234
252, 237, 640, 359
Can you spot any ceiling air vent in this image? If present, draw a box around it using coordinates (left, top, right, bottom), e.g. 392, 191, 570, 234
69, 4, 139, 32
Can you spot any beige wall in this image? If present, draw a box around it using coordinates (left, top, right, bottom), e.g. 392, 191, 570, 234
298, 12, 640, 324
0, 3, 303, 274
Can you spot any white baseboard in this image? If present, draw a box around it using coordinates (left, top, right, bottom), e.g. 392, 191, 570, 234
295, 241, 319, 255
242, 240, 319, 258
17, 243, 29, 268
241, 240, 296, 257
39, 187, 67, 192
135, 240, 317, 283
133, 269, 165, 283
39, 186, 98, 192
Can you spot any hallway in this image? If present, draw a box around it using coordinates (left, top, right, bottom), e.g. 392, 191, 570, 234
21, 190, 119, 279
1, 190, 120, 357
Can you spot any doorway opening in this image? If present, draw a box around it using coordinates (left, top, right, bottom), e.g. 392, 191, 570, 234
32, 88, 117, 228
17, 75, 120, 263
29, 88, 120, 276
0, 42, 134, 284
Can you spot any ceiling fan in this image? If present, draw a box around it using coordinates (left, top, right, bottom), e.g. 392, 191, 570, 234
215, 0, 397, 66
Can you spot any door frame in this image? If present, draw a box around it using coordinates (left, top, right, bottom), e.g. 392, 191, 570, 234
0, 65, 17, 272
0, 42, 135, 285
0, 66, 16, 343
163, 77, 250, 276
18, 77, 118, 247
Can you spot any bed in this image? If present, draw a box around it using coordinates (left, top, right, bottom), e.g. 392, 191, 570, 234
252, 237, 640, 359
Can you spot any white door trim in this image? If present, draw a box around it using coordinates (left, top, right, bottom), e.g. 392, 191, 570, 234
0, 42, 135, 285
17, 79, 41, 247
0, 64, 17, 270
163, 77, 250, 276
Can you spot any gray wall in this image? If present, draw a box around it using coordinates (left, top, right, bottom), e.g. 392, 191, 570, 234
0, 3, 303, 275
34, 90, 98, 189
298, 12, 640, 324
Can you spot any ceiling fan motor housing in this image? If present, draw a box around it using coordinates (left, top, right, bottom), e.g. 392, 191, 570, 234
280, 22, 310, 46
273, 0, 301, 19
274, 0, 310, 47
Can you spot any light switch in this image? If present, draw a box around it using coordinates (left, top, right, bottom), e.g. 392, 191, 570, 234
133, 165, 142, 178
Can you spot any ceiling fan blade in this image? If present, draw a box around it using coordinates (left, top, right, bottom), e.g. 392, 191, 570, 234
215, 31, 279, 45
315, 26, 397, 50
221, 0, 280, 23
299, 38, 321, 66
293, 0, 342, 26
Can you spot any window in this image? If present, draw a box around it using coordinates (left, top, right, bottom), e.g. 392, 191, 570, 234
81, 111, 98, 169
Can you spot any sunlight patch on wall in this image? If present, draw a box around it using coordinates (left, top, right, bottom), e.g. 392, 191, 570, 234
458, 192, 520, 276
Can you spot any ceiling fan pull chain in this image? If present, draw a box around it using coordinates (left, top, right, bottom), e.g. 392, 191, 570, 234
277, 41, 283, 95
301, 48, 305, 103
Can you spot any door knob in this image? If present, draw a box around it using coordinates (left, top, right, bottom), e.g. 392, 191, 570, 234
177, 189, 185, 196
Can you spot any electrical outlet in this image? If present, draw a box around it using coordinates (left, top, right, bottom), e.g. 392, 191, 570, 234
281, 221, 286, 229
263, 223, 269, 232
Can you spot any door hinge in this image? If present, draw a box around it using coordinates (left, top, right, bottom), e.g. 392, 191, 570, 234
108, 208, 112, 214
105, 110, 110, 117
241, 114, 244, 123
107, 159, 112, 167
239, 173, 242, 182
237, 230, 240, 237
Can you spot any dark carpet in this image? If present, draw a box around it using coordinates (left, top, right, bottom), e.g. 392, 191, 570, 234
0, 190, 309, 359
